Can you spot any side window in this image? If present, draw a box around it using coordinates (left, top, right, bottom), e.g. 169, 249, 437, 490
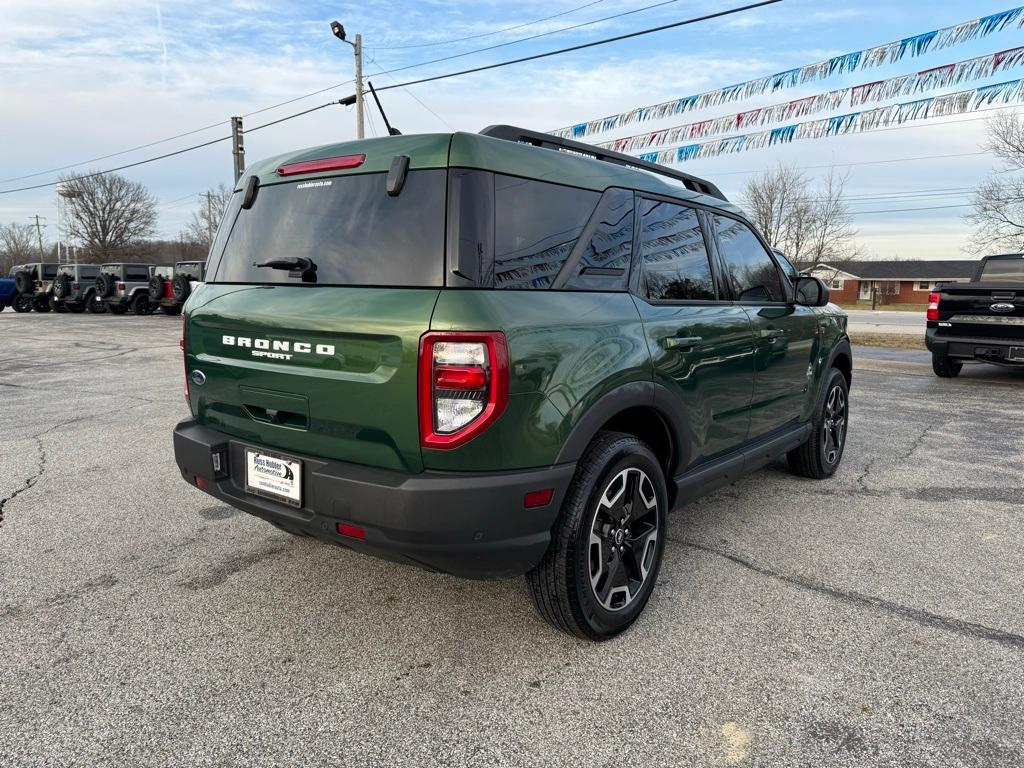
126, 266, 150, 281
712, 215, 784, 302
494, 175, 599, 289
565, 188, 633, 291
639, 199, 716, 301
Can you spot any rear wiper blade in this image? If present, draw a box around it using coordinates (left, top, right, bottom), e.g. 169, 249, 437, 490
253, 257, 318, 283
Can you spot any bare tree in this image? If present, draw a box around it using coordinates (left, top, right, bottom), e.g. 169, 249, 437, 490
0, 222, 41, 274
967, 113, 1024, 253
742, 163, 858, 268
60, 171, 158, 259
183, 183, 233, 248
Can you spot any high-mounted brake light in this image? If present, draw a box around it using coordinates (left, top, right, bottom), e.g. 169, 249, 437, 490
927, 292, 940, 322
276, 154, 366, 176
418, 331, 509, 449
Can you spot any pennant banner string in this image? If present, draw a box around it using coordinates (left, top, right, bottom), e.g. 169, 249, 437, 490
550, 6, 1024, 141
599, 46, 1024, 153
637, 79, 1024, 166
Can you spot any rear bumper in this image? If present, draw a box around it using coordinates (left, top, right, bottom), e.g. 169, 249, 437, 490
173, 419, 574, 579
926, 327, 1024, 365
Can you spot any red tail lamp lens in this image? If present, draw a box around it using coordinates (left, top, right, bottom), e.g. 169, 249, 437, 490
434, 365, 487, 390
277, 154, 365, 176
337, 522, 366, 540
927, 292, 940, 322
523, 489, 554, 508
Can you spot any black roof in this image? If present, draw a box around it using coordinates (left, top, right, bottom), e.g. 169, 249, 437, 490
814, 260, 979, 280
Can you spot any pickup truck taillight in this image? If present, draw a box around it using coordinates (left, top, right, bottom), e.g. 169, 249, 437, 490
927, 292, 941, 322
418, 331, 508, 449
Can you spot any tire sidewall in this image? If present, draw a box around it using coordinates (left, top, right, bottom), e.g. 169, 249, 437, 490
570, 440, 668, 638
817, 369, 849, 473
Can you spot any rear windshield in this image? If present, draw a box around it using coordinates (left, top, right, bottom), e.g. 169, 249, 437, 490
208, 170, 446, 286
176, 262, 202, 278
979, 257, 1024, 282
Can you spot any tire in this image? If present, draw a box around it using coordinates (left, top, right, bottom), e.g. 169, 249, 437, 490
172, 274, 191, 302
85, 293, 106, 314
148, 275, 166, 301
32, 297, 51, 313
12, 295, 33, 313
66, 301, 86, 314
108, 303, 128, 315
788, 368, 849, 480
95, 273, 115, 298
13, 271, 34, 295
51, 296, 68, 313
160, 303, 183, 316
52, 273, 71, 299
526, 431, 667, 640
931, 353, 962, 378
130, 293, 153, 315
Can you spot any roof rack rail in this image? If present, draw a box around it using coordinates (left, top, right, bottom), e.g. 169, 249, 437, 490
478, 124, 726, 201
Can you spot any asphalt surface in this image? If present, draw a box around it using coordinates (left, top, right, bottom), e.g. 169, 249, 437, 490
2, 312, 1023, 767
844, 309, 926, 337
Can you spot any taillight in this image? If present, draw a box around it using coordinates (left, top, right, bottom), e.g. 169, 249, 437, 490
35, 280, 42, 288
181, 313, 190, 407
927, 292, 940, 322
418, 331, 508, 449
117, 282, 126, 292
72, 283, 80, 290
277, 154, 365, 176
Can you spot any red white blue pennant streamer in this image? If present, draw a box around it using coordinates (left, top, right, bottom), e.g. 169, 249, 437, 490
551, 6, 1024, 141
601, 47, 1024, 154
638, 79, 1024, 165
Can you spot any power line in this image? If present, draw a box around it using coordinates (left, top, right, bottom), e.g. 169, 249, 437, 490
376, 0, 607, 50
0, 101, 343, 196
372, 1, 783, 93
365, 54, 454, 130
847, 202, 975, 215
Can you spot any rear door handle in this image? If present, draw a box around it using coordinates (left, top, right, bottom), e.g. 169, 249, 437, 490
760, 329, 785, 342
663, 335, 703, 350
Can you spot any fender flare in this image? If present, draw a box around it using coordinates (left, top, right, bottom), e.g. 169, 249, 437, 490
553, 380, 696, 477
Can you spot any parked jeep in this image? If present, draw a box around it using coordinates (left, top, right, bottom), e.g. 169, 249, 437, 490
148, 261, 206, 315
52, 263, 103, 313
95, 262, 156, 314
174, 127, 851, 639
10, 262, 60, 312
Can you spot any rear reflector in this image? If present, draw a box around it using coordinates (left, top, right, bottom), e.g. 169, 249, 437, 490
277, 154, 365, 176
523, 489, 554, 508
434, 364, 487, 390
337, 522, 366, 540
194, 476, 208, 490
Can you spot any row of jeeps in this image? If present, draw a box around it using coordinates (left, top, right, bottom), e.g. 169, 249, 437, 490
1, 261, 205, 315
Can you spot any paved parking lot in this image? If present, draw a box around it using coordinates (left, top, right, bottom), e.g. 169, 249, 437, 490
2, 312, 1022, 767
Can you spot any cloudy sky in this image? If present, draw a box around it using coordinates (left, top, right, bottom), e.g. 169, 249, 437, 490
2, 0, 1022, 259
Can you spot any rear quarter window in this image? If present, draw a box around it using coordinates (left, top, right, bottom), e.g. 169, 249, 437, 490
493, 176, 599, 289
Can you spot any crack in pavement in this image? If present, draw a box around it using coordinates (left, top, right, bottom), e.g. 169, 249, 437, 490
675, 538, 1024, 652
855, 420, 946, 492
0, 417, 89, 528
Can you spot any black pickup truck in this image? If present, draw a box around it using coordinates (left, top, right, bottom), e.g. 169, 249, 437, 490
926, 254, 1024, 377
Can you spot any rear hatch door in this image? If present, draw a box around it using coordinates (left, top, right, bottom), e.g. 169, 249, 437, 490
187, 151, 450, 473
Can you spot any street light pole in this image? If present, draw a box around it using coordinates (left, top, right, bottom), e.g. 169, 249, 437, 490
330, 21, 364, 139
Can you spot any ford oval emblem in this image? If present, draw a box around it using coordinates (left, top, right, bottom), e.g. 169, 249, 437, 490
991, 302, 1016, 313
190, 369, 207, 386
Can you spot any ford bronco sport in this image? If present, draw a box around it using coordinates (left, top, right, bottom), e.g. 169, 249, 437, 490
11, 262, 60, 312
148, 261, 206, 315
52, 263, 102, 313
95, 262, 156, 314
173, 127, 851, 639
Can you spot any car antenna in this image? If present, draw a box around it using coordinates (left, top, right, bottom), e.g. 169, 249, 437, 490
367, 81, 401, 136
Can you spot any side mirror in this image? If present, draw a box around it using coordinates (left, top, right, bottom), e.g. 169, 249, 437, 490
795, 276, 830, 307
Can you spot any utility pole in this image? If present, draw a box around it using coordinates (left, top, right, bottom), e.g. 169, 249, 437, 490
354, 34, 364, 139
329, 22, 364, 139
204, 192, 215, 245
231, 117, 245, 183
29, 215, 46, 258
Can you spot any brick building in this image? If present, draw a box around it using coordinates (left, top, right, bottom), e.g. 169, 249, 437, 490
808, 260, 979, 306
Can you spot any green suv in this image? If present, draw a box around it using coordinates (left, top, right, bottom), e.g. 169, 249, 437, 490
174, 127, 851, 639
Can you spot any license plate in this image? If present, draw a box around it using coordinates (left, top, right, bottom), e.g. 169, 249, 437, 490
1010, 347, 1024, 362
245, 450, 302, 507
